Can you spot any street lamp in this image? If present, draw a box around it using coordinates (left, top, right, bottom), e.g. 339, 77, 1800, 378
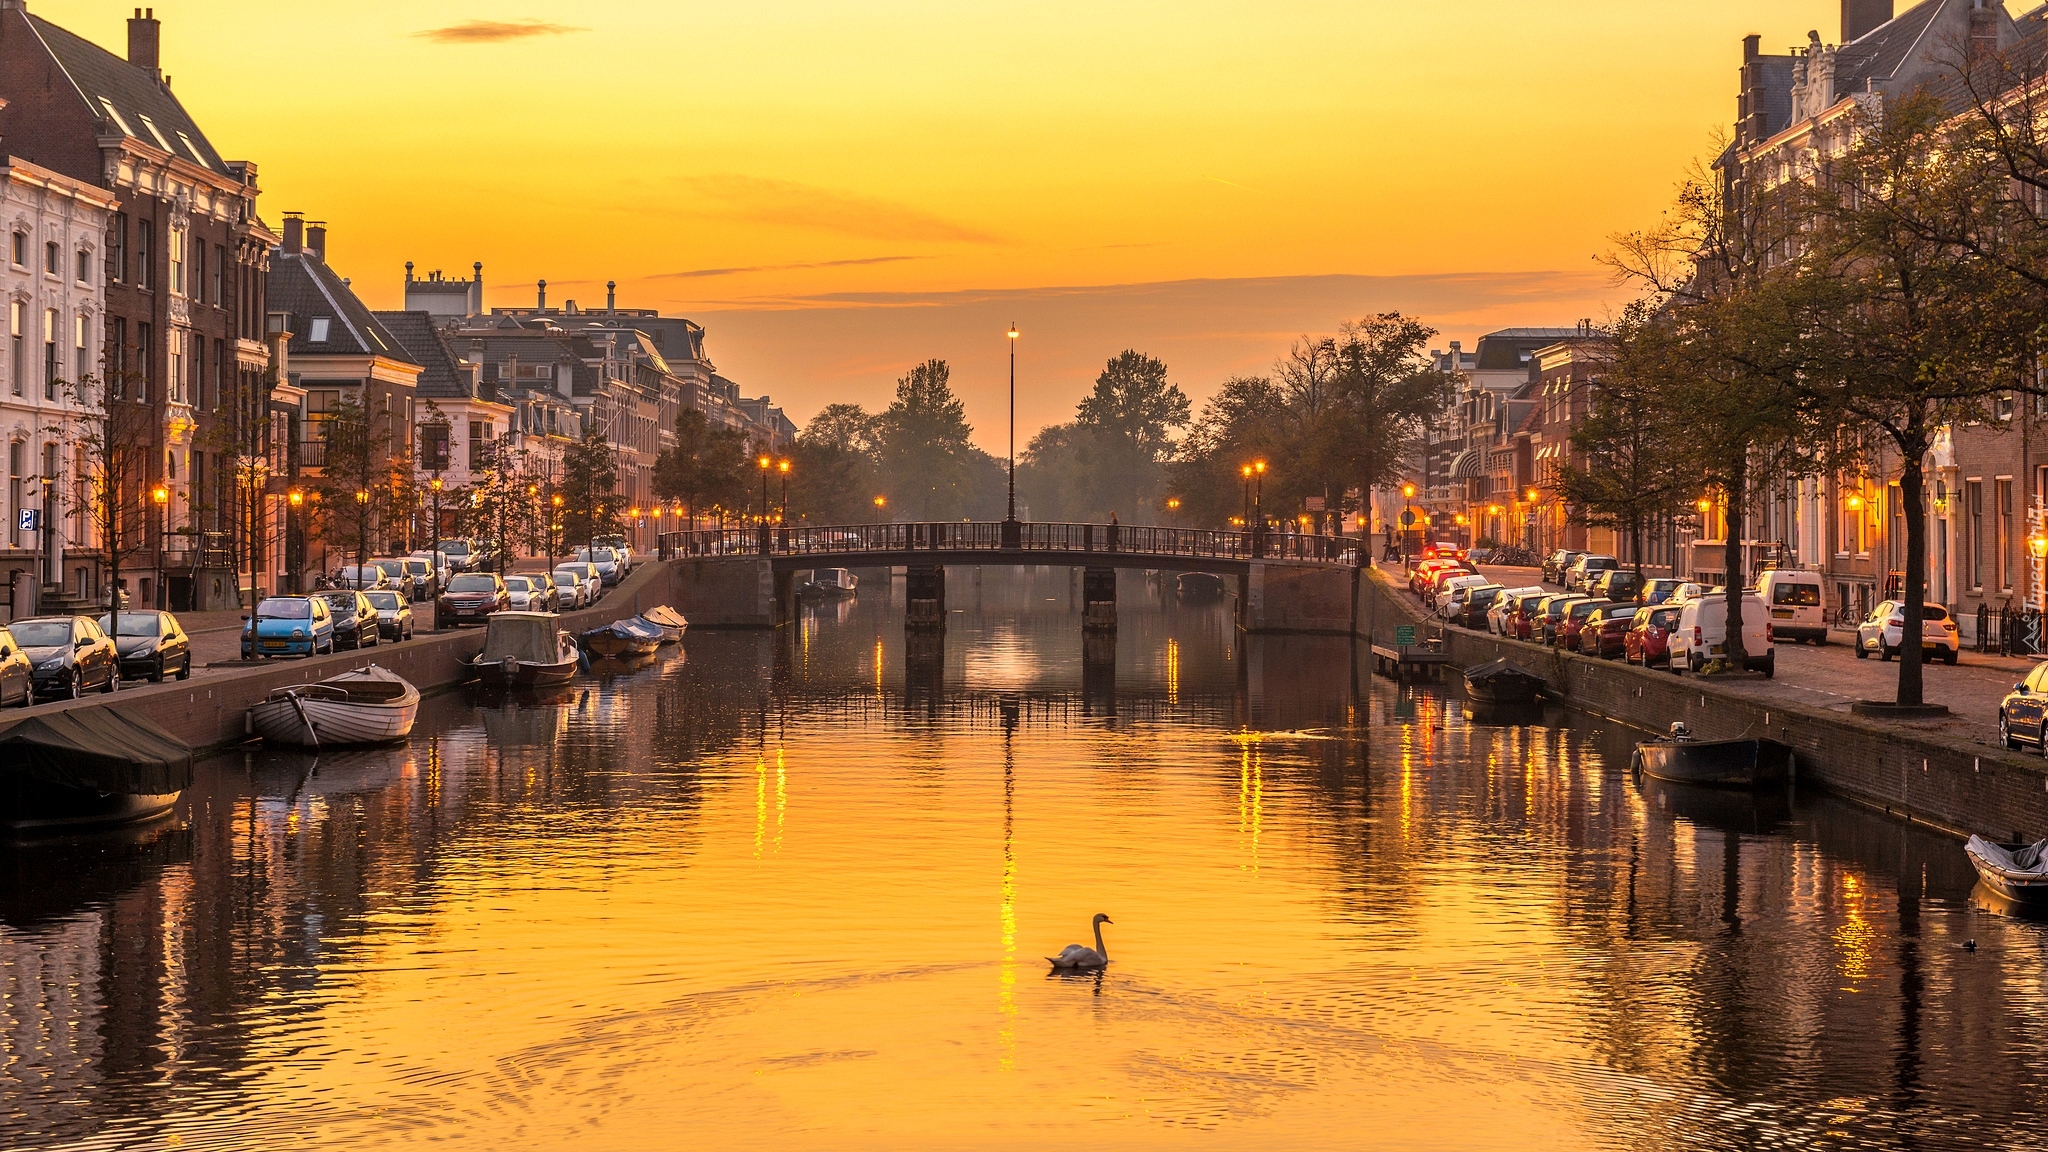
151, 484, 169, 609
756, 454, 772, 554
1003, 323, 1021, 548
550, 493, 563, 564
1240, 464, 1254, 528
778, 458, 791, 523
355, 488, 370, 572
1400, 482, 1418, 565
873, 494, 886, 525
287, 488, 304, 593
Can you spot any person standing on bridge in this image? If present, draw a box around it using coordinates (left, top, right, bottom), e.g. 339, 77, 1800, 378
1108, 512, 1120, 553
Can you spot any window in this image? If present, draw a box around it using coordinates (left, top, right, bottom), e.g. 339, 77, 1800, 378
1999, 478, 2014, 590
136, 321, 151, 401
1967, 480, 1984, 589
44, 241, 58, 276
211, 245, 225, 305
8, 440, 20, 548
169, 223, 185, 296
8, 301, 21, 397
168, 329, 184, 403
212, 339, 224, 411
43, 308, 57, 399
74, 313, 88, 382
9, 231, 23, 267
107, 317, 127, 399
137, 221, 152, 289
107, 213, 126, 282
308, 317, 330, 343
75, 248, 90, 285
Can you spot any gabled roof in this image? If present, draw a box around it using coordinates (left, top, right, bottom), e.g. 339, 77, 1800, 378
271, 251, 412, 364
22, 13, 226, 171
374, 311, 469, 399
1832, 0, 1947, 98
1473, 329, 1584, 372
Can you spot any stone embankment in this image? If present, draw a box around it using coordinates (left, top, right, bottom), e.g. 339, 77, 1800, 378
0, 560, 677, 756
1359, 566, 2048, 842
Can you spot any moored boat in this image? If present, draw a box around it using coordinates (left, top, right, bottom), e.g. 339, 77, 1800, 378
0, 710, 193, 832
1965, 835, 2048, 905
1632, 724, 1790, 789
639, 605, 689, 643
248, 665, 420, 748
802, 568, 859, 598
472, 612, 580, 687
579, 616, 663, 658
1176, 572, 1228, 603
1463, 658, 1546, 705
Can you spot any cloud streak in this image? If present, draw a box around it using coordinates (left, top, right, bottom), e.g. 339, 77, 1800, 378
684, 175, 1002, 245
415, 19, 585, 44
651, 256, 925, 280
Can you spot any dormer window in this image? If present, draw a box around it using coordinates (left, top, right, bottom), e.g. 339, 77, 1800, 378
309, 317, 330, 343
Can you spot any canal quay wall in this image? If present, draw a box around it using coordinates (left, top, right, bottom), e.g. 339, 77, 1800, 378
1354, 566, 2048, 843
0, 562, 677, 756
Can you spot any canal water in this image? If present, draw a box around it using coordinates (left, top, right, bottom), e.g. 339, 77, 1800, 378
3, 568, 2046, 1150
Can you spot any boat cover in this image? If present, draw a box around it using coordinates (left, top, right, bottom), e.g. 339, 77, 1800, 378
481, 613, 566, 664
1968, 835, 2048, 874
641, 605, 688, 631
1465, 657, 1544, 684
0, 710, 193, 795
614, 617, 665, 641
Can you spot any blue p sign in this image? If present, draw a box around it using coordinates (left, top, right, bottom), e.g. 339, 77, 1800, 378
16, 508, 36, 533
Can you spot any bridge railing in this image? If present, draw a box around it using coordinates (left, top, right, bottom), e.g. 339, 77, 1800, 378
656, 523, 1359, 566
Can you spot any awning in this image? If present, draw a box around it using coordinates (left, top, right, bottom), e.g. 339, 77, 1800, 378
1449, 448, 1485, 479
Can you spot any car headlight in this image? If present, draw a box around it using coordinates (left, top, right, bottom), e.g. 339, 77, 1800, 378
293, 628, 306, 638
37, 657, 64, 671
133, 642, 156, 656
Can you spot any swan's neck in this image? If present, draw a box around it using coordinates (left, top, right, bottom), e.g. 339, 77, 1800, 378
1093, 921, 1107, 961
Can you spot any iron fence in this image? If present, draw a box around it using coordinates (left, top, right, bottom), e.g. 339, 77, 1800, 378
654, 522, 1359, 566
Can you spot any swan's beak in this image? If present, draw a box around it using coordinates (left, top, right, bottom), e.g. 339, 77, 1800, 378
1103, 917, 1113, 925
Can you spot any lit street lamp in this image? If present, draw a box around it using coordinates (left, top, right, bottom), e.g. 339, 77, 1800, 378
151, 484, 169, 609
873, 494, 886, 525
287, 488, 304, 593
1003, 323, 1021, 548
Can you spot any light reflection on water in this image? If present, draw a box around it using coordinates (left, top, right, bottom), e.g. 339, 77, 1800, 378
1, 566, 2046, 1150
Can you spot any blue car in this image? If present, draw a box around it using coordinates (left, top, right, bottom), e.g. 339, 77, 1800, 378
241, 596, 336, 659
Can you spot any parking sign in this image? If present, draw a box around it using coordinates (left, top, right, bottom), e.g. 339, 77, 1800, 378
16, 508, 36, 533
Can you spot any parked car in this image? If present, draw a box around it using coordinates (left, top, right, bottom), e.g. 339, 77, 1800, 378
1639, 578, 1689, 606
1565, 554, 1619, 592
552, 568, 594, 609
438, 572, 509, 626
1409, 559, 1455, 595
1421, 540, 1467, 561
1422, 563, 1479, 600
1624, 604, 1685, 669
1591, 569, 1644, 603
320, 590, 382, 650
1998, 661, 2048, 752
1555, 598, 1607, 650
334, 564, 392, 591
13, 615, 118, 700
1488, 586, 1546, 634
1511, 592, 1563, 641
503, 574, 559, 613
369, 557, 413, 594
0, 625, 32, 706
1755, 568, 1828, 644
573, 546, 623, 586
1854, 600, 1960, 664
1576, 603, 1635, 660
1452, 584, 1507, 630
1434, 573, 1493, 615
434, 539, 477, 573
363, 589, 415, 641
97, 610, 193, 682
1538, 595, 1593, 646
594, 535, 634, 574
1672, 591, 1775, 676
395, 557, 438, 601
411, 550, 453, 595
242, 596, 336, 659
1542, 550, 1583, 585
557, 562, 603, 602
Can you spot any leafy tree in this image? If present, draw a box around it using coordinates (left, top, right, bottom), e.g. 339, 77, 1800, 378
875, 359, 977, 520
1064, 350, 1190, 519
653, 408, 752, 528
1166, 375, 1289, 527
786, 403, 881, 523
61, 361, 156, 614
560, 427, 622, 554
310, 394, 390, 569
1323, 313, 1454, 521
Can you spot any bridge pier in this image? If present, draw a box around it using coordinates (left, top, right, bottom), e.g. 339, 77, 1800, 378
906, 565, 946, 631
773, 568, 796, 626
1083, 566, 1117, 632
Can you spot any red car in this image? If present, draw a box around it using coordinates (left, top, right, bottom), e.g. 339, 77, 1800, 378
1577, 603, 1634, 660
1552, 598, 1602, 649
436, 572, 508, 626
1624, 604, 1684, 668
1409, 559, 1459, 595
1509, 592, 1555, 641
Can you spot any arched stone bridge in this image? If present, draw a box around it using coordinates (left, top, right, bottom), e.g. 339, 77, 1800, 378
651, 522, 1367, 634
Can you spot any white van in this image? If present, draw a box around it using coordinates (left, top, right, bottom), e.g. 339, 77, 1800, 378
1754, 568, 1827, 644
1671, 591, 1775, 677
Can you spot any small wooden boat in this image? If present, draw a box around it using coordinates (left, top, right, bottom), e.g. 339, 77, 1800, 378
579, 616, 663, 658
248, 665, 420, 748
473, 611, 580, 687
802, 568, 859, 598
1632, 724, 1789, 788
1463, 658, 1546, 705
1176, 572, 1228, 603
0, 710, 193, 833
639, 605, 689, 643
1965, 836, 2048, 905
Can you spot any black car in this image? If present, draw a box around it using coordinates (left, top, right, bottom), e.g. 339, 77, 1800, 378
1542, 550, 1582, 585
2000, 661, 2048, 753
1452, 584, 1506, 629
1592, 570, 1644, 604
13, 615, 119, 700
319, 590, 382, 650
98, 610, 193, 682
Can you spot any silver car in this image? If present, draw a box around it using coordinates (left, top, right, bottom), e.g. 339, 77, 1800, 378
552, 568, 593, 608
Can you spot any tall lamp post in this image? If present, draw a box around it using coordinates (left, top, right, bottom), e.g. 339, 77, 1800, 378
354, 488, 369, 574
873, 495, 886, 525
429, 476, 443, 550
1251, 460, 1267, 557
151, 484, 168, 609
756, 454, 772, 555
778, 459, 791, 523
1003, 322, 1021, 548
1401, 482, 1418, 566
550, 493, 564, 566
287, 488, 303, 593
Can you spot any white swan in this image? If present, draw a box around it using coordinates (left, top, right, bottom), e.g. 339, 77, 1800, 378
1047, 913, 1112, 970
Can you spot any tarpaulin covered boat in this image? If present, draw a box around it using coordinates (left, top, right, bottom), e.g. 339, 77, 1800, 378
1462, 658, 1546, 705
1965, 836, 2048, 905
248, 665, 420, 748
473, 611, 580, 686
580, 616, 663, 658
1632, 724, 1790, 789
0, 710, 193, 831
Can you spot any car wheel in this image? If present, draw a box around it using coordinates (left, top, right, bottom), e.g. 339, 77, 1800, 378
2002, 713, 2018, 749
101, 669, 117, 694
1880, 645, 1893, 662
1814, 634, 1827, 646
149, 660, 164, 684
176, 656, 191, 681
1855, 643, 1868, 659
1944, 649, 1958, 666
1762, 656, 1775, 680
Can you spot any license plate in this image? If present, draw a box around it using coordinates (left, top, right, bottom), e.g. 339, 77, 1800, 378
1709, 644, 1725, 655
261, 640, 287, 650
1772, 608, 1793, 618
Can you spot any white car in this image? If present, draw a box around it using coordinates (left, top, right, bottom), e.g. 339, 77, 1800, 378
1855, 600, 1960, 665
1434, 573, 1493, 616
1488, 585, 1546, 634
412, 551, 453, 594
502, 575, 559, 613
1670, 591, 1775, 677
552, 568, 593, 608
1565, 554, 1618, 592
573, 546, 622, 586
558, 561, 604, 600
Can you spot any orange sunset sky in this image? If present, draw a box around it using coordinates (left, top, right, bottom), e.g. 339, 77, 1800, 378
35, 0, 1872, 448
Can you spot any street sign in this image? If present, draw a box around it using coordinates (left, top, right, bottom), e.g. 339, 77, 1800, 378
1394, 624, 1417, 647
16, 508, 36, 533
1306, 496, 1326, 512
1400, 510, 1415, 527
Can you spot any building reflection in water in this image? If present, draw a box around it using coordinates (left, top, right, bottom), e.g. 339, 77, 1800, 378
0, 565, 2045, 1148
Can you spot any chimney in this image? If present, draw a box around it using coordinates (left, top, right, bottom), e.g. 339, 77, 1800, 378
1970, 0, 1999, 63
306, 221, 327, 263
281, 212, 303, 254
607, 280, 616, 313
405, 261, 415, 283
537, 279, 546, 310
1841, 0, 1892, 44
1743, 33, 1761, 62
127, 8, 160, 78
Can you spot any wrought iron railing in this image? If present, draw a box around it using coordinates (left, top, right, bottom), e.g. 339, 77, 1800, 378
654, 522, 1358, 566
